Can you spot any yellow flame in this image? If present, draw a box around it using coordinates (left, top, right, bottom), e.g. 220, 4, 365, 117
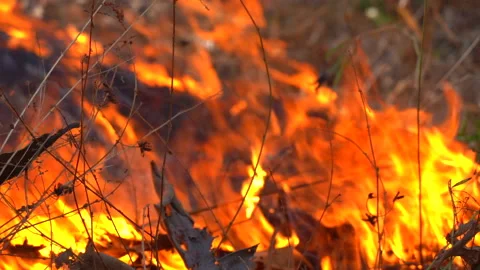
8, 29, 27, 39
242, 149, 267, 219
316, 86, 338, 105
321, 256, 332, 270
0, 0, 15, 13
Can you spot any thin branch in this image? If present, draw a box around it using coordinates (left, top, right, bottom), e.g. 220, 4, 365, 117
435, 34, 480, 87
348, 43, 383, 268
417, 0, 429, 265
216, 0, 273, 250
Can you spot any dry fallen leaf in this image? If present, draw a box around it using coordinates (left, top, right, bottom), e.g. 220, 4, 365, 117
0, 123, 79, 184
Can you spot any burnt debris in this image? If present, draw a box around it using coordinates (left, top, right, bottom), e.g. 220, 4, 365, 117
0, 122, 79, 184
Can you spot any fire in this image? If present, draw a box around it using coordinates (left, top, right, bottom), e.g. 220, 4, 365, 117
0, 0, 15, 13
321, 256, 333, 270
0, 1, 477, 269
241, 148, 299, 249
242, 148, 268, 219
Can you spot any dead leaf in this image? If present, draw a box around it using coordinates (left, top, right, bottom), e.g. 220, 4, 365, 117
452, 177, 473, 188
54, 248, 75, 268
218, 244, 258, 270
70, 241, 134, 270
0, 123, 79, 184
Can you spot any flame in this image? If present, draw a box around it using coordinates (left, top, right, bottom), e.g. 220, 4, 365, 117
0, 0, 15, 13
242, 148, 267, 219
321, 256, 333, 270
0, 1, 477, 269
240, 148, 299, 249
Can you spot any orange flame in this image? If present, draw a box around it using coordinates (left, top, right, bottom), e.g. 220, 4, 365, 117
0, 1, 477, 269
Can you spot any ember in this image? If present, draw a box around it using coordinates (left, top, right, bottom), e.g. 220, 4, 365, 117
0, 0, 478, 269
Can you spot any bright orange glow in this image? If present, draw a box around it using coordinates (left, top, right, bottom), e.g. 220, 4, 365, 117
8, 29, 27, 39
242, 148, 268, 219
321, 256, 332, 270
135, 62, 184, 90
316, 86, 338, 105
65, 24, 104, 61
0, 1, 477, 269
239, 147, 300, 249
230, 100, 248, 116
0, 0, 15, 13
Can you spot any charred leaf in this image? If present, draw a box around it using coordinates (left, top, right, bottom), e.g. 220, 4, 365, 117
0, 123, 79, 185
218, 244, 258, 270
55, 248, 75, 268
54, 182, 74, 197
362, 213, 377, 226
6, 239, 45, 258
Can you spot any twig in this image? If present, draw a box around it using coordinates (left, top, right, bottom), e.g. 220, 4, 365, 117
151, 161, 216, 270
139, 93, 219, 141
429, 217, 480, 269
216, 0, 273, 251
435, 35, 480, 88
297, 120, 339, 269
0, 0, 107, 155
417, 0, 429, 265
155, 1, 178, 265
348, 42, 383, 268
141, 205, 148, 270
71, 0, 97, 259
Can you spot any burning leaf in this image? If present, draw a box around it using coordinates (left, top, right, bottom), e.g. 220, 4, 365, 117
6, 239, 45, 258
151, 160, 215, 269
362, 213, 377, 226
150, 161, 261, 269
69, 241, 133, 270
150, 161, 192, 222
0, 123, 79, 185
53, 181, 74, 196
218, 244, 258, 270
54, 248, 75, 268
452, 177, 473, 188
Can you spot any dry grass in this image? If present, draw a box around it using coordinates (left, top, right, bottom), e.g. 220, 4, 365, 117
0, 0, 479, 269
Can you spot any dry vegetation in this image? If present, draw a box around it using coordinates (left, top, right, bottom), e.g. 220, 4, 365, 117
0, 0, 479, 269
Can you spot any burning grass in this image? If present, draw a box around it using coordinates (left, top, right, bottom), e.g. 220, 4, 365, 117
0, 0, 479, 269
